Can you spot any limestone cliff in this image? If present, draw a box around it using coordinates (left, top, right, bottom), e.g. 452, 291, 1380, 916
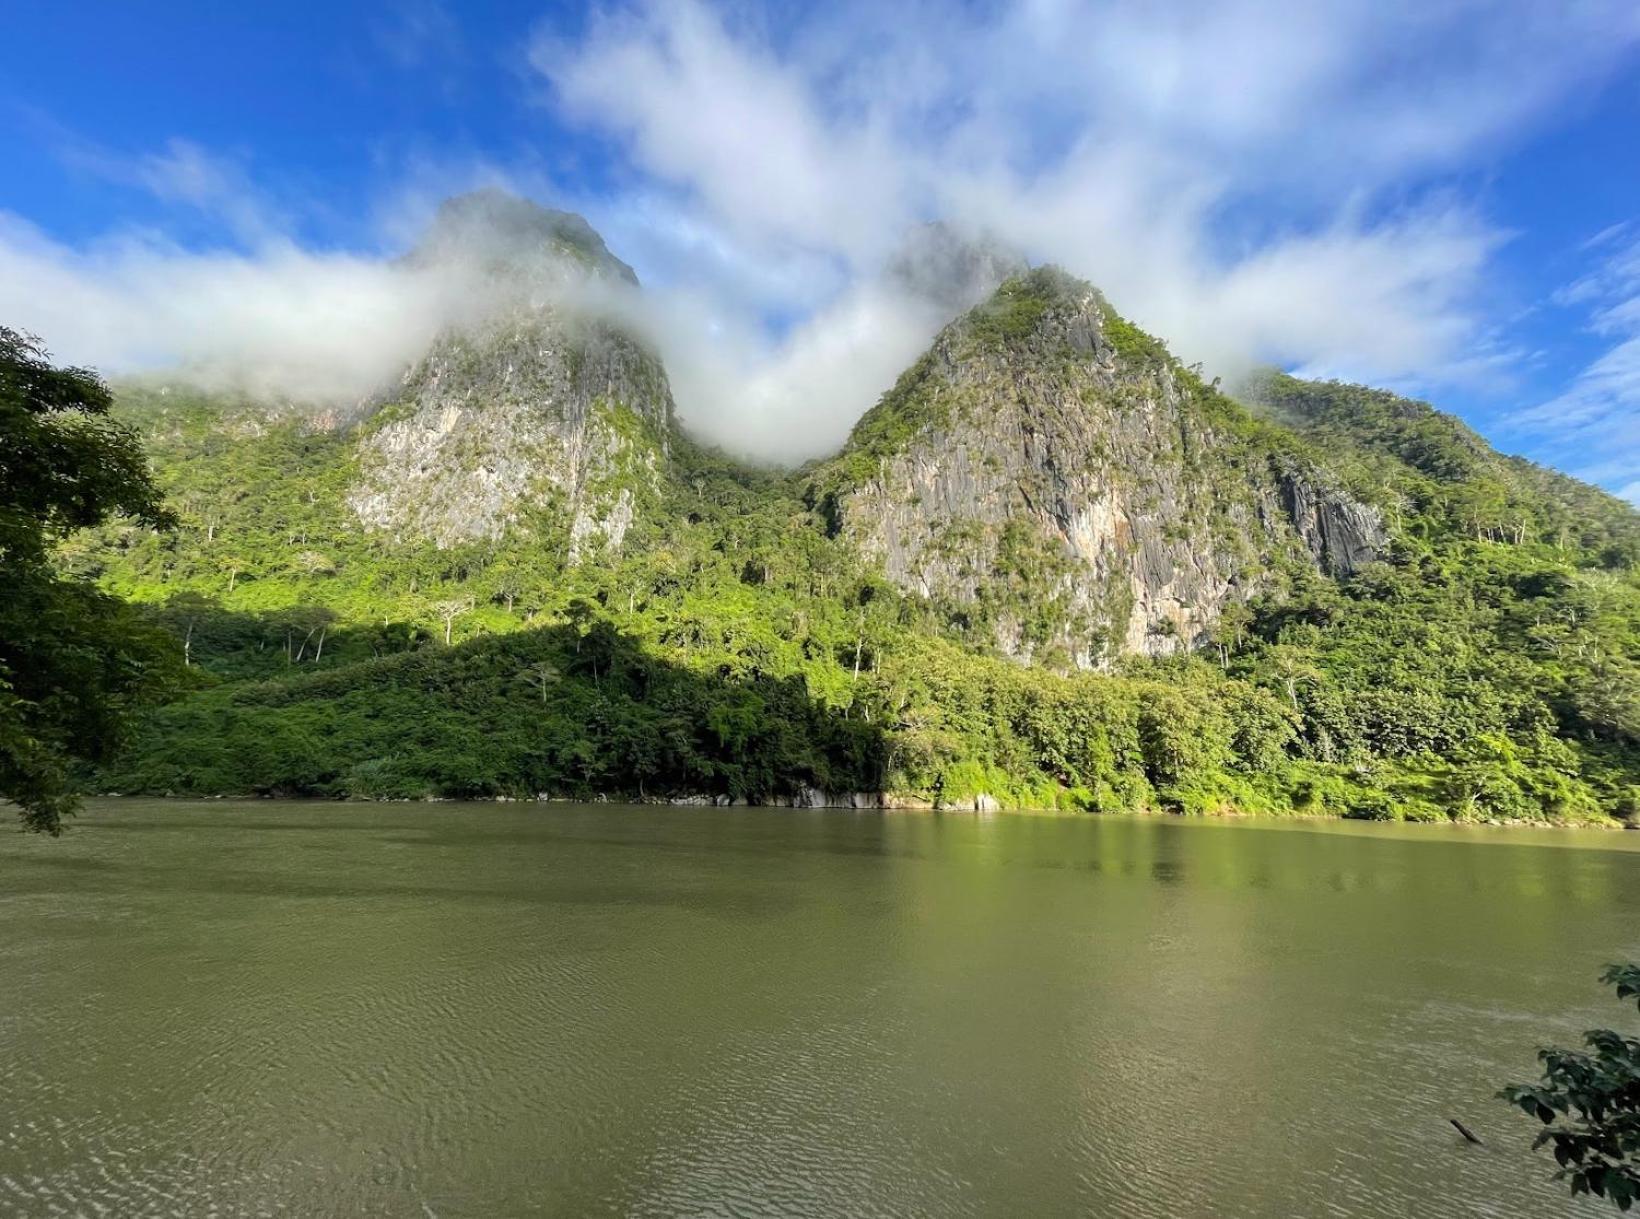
346, 192, 674, 552
809, 268, 1385, 666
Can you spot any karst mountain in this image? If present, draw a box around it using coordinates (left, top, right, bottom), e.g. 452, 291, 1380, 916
79, 192, 1639, 822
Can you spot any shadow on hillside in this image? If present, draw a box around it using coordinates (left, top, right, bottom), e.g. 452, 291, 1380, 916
112, 593, 889, 806
142, 591, 434, 680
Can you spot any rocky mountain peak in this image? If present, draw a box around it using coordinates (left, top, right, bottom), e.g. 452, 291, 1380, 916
407, 189, 640, 287
348, 196, 671, 552
886, 222, 1029, 317
809, 268, 1384, 666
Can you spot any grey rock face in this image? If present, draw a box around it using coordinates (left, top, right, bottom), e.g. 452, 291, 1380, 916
347, 192, 675, 552
348, 307, 673, 551
823, 269, 1383, 665
1275, 466, 1386, 577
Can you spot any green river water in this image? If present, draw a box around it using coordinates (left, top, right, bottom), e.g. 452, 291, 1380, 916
2, 800, 1638, 1217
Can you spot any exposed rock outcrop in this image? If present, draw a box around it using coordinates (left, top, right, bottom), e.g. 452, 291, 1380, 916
349, 312, 672, 550
1275, 465, 1386, 577
812, 268, 1383, 666
346, 193, 675, 551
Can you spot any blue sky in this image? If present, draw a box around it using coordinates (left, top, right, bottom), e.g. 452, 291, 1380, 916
3, 0, 1640, 491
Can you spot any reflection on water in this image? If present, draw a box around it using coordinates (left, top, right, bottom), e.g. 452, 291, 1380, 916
2, 802, 1636, 1217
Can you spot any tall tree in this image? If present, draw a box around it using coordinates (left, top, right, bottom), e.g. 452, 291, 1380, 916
0, 328, 177, 833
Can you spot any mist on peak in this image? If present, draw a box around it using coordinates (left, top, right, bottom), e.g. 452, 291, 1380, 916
408, 189, 640, 288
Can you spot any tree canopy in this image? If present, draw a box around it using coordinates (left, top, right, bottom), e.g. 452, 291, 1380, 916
1503, 964, 1640, 1211
8, 328, 1637, 827
0, 329, 177, 833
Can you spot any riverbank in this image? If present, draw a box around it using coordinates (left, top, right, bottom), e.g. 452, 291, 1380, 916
85, 788, 1635, 832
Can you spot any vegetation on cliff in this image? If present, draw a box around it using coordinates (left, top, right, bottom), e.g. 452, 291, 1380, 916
79, 377, 1640, 823
10, 254, 1636, 828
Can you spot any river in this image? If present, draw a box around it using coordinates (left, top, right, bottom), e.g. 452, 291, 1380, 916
2, 801, 1637, 1217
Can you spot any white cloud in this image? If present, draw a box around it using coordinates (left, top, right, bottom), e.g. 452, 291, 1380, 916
57, 137, 286, 246
0, 213, 456, 406
632, 279, 959, 460
6, 0, 1640, 470
539, 3, 906, 262
524, 0, 1640, 459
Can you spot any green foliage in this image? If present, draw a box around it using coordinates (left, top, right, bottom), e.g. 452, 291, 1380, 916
1101, 310, 1172, 366
43, 287, 1640, 830
1501, 965, 1640, 1211
1242, 370, 1640, 557
0, 329, 179, 832
804, 352, 950, 512
807, 268, 1116, 507
961, 271, 1055, 345
102, 620, 888, 803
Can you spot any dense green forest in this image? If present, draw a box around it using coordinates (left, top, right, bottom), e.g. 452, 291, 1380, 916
65, 295, 1640, 825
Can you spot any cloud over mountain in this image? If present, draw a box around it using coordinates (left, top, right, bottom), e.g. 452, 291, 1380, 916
534, 0, 1639, 453
1, 0, 1638, 467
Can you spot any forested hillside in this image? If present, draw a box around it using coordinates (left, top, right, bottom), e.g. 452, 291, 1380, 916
58, 202, 1639, 826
